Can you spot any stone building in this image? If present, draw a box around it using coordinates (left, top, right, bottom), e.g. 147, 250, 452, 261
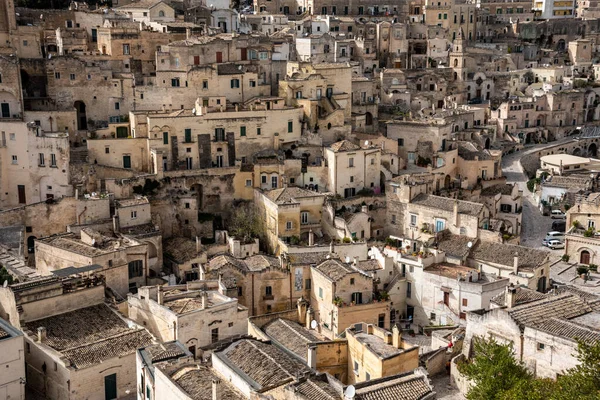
310, 258, 391, 339
0, 121, 73, 208
254, 186, 325, 253
324, 140, 382, 197
0, 318, 25, 400
478, 183, 523, 235
565, 192, 600, 265
463, 286, 599, 379
128, 283, 248, 357
345, 324, 419, 384
0, 275, 154, 400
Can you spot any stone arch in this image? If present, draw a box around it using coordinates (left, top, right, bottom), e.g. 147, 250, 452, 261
589, 143, 597, 157
573, 147, 582, 156
580, 249, 592, 264
444, 174, 451, 188
27, 236, 37, 253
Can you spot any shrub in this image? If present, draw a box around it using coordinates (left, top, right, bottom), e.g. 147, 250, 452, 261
577, 266, 589, 275
562, 254, 570, 262
342, 237, 352, 243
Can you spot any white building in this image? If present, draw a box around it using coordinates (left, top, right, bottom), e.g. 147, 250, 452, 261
0, 318, 25, 400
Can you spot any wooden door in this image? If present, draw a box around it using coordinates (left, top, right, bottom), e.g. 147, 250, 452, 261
17, 185, 26, 204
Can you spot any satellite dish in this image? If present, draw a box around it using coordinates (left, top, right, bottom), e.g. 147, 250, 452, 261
310, 320, 317, 329
345, 256, 350, 263
345, 385, 356, 399
3, 280, 8, 288
364, 140, 369, 146
467, 241, 473, 248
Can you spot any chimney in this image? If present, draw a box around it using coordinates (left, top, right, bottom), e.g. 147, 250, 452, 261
113, 215, 120, 233
453, 199, 459, 226
297, 296, 308, 324
157, 286, 164, 305
353, 256, 358, 266
196, 236, 202, 254
307, 346, 317, 368
513, 252, 519, 274
75, 188, 79, 200
367, 324, 374, 334
392, 325, 402, 349
201, 291, 208, 309
505, 284, 517, 309
212, 379, 221, 400
308, 229, 314, 246
37, 327, 47, 343
329, 241, 334, 254
306, 307, 314, 329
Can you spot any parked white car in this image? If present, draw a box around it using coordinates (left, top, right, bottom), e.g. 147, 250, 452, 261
546, 239, 565, 250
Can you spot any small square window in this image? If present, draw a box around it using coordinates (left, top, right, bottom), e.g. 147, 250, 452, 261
350, 278, 355, 285
537, 343, 545, 350
105, 147, 110, 154
185, 203, 190, 209
69, 73, 76, 80
131, 211, 137, 219
245, 179, 252, 187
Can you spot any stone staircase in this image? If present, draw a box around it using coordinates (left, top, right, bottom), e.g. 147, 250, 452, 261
0, 248, 40, 282
70, 147, 89, 163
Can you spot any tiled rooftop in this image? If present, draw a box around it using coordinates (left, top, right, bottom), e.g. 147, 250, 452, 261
173, 366, 244, 400
143, 341, 188, 363
533, 317, 600, 344
263, 318, 325, 361
293, 378, 341, 400
23, 304, 153, 369
508, 294, 594, 330
424, 263, 482, 281
217, 339, 311, 390
491, 287, 548, 307
208, 254, 280, 272
162, 291, 230, 314
353, 332, 403, 359
354, 372, 434, 400
410, 194, 484, 217
163, 237, 203, 264
314, 259, 358, 282
470, 241, 549, 271
435, 233, 476, 258
355, 259, 382, 273
480, 183, 515, 196
329, 139, 361, 153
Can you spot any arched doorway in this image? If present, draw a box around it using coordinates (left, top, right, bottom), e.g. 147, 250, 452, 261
556, 39, 566, 52
27, 236, 37, 254
74, 101, 87, 130
365, 112, 373, 126
444, 175, 451, 188
573, 147, 582, 156
580, 250, 590, 264
589, 143, 597, 157
485, 137, 490, 149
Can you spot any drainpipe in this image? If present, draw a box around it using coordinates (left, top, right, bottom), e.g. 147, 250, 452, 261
251, 274, 255, 316
77, 206, 87, 225
289, 269, 293, 310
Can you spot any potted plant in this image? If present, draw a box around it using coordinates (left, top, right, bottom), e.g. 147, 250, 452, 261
333, 296, 343, 307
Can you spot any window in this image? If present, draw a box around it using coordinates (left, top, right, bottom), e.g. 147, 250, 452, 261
257, 127, 261, 135
230, 79, 240, 88
261, 175, 267, 184
211, 328, 219, 343
350, 176, 354, 183
319, 287, 323, 298
128, 260, 143, 278
115, 102, 120, 110
350, 278, 355, 285
286, 221, 293, 230
537, 343, 545, 351
266, 286, 273, 296
123, 44, 130, 55
163, 132, 169, 144
462, 298, 468, 306
391, 214, 396, 224
353, 361, 359, 374
240, 126, 246, 136
249, 80, 256, 87
184, 128, 192, 143
0, 73, 2, 83
271, 175, 278, 189
366, 372, 371, 381
288, 121, 293, 133
202, 80, 208, 89
131, 211, 137, 219
500, 204, 512, 213
50, 153, 56, 167
214, 128, 225, 142
407, 282, 412, 298
105, 147, 110, 154
39, 153, 45, 166
245, 179, 252, 187
123, 155, 131, 169
589, 220, 596, 229
69, 73, 75, 80
11, 155, 17, 164
348, 157, 354, 167
55, 72, 60, 79
305, 278, 311, 289
237, 286, 243, 296
430, 312, 436, 320
301, 211, 309, 224
410, 214, 417, 226
351, 292, 362, 304
259, 52, 268, 60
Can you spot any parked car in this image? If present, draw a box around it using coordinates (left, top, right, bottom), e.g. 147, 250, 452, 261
552, 220, 566, 232
543, 231, 565, 245
551, 210, 566, 219
546, 239, 565, 250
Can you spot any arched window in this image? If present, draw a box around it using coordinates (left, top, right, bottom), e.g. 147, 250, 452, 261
158, 10, 165, 17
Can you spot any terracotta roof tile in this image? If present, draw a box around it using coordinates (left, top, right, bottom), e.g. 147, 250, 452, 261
329, 140, 360, 153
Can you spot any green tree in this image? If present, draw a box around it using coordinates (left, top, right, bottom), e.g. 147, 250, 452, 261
228, 202, 264, 244
460, 337, 532, 400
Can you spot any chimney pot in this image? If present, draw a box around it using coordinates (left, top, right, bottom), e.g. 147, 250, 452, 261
308, 229, 315, 246
37, 327, 47, 343
212, 379, 221, 400
157, 285, 164, 305
506, 284, 517, 309
392, 325, 402, 348
201, 291, 208, 309
513, 252, 519, 274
